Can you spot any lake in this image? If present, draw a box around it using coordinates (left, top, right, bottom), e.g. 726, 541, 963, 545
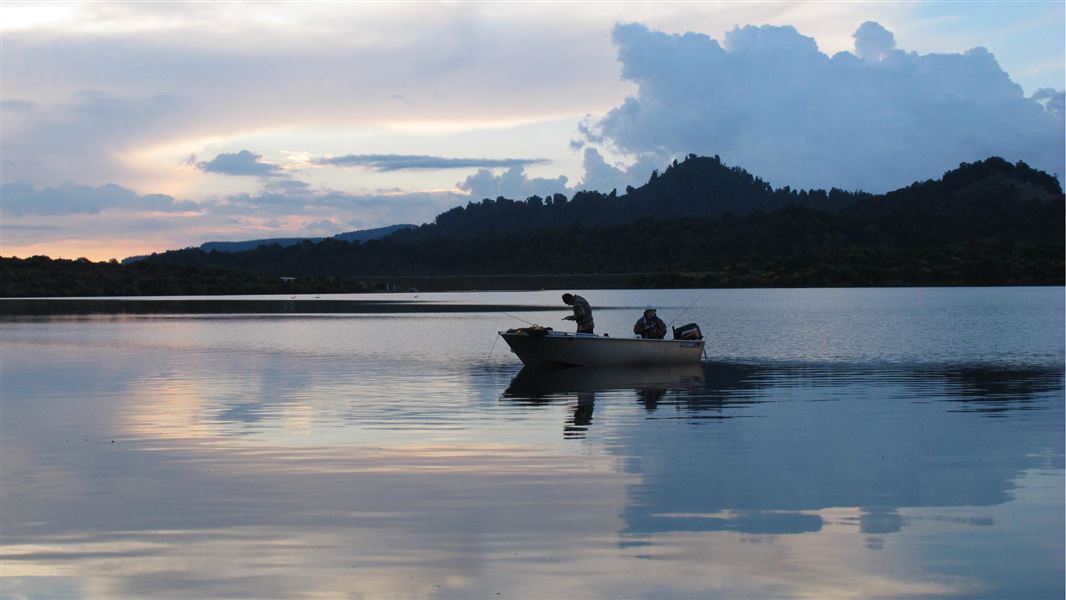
1, 287, 1063, 599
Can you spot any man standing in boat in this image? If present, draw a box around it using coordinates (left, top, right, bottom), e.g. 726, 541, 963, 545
633, 307, 667, 339
561, 293, 594, 334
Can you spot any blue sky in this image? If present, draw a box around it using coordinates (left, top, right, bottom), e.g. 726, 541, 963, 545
1, 1, 1063, 260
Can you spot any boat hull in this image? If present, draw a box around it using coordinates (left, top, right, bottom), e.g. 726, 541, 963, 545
500, 331, 705, 368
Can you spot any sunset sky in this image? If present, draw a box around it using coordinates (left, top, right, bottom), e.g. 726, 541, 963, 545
2, 1, 1063, 261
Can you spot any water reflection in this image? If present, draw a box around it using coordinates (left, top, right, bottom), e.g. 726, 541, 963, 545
505, 364, 706, 398
501, 361, 1064, 557
2, 297, 1063, 599
919, 365, 1065, 414
505, 364, 708, 438
504, 363, 771, 437
505, 361, 1065, 432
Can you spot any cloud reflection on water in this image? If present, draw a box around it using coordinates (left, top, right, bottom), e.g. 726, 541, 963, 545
503, 360, 1064, 600
1, 304, 1062, 598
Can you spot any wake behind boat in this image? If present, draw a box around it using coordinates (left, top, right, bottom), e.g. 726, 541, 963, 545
499, 324, 705, 368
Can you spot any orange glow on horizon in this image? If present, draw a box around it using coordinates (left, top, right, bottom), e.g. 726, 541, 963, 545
3, 239, 178, 263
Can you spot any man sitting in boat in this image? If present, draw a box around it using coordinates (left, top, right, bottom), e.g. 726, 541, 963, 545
561, 293, 594, 334
633, 307, 667, 339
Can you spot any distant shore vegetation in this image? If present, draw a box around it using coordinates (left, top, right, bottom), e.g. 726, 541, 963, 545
3, 156, 1062, 297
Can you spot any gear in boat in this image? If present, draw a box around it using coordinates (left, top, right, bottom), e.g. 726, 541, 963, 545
500, 323, 705, 368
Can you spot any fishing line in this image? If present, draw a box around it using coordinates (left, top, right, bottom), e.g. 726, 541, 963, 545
666, 295, 701, 328
501, 312, 535, 326
489, 313, 534, 360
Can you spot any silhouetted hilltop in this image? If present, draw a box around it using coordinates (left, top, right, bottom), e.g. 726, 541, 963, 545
423, 154, 868, 238
131, 155, 1062, 285
620, 154, 864, 219
122, 224, 415, 264
5, 155, 1062, 296
201, 237, 320, 253
875, 157, 1062, 216
145, 224, 417, 257
331, 224, 415, 243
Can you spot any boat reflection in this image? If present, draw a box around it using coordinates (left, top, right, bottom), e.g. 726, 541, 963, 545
505, 364, 700, 438
505, 363, 706, 398
504, 362, 775, 406
505, 361, 1065, 434
503, 362, 774, 438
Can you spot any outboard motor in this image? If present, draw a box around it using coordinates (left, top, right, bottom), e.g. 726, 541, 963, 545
672, 323, 703, 340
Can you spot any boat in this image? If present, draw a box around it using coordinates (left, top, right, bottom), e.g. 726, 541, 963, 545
499, 325, 705, 368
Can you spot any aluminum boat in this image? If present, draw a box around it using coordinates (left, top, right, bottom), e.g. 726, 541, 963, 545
499, 326, 705, 368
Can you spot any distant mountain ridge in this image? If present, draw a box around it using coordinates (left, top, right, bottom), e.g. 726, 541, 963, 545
199, 224, 415, 253
124, 224, 414, 263
134, 155, 1063, 288
200, 237, 320, 253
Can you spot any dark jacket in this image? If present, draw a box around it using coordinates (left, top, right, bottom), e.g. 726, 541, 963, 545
568, 294, 594, 332
633, 315, 667, 339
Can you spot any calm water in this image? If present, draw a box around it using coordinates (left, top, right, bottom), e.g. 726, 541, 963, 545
2, 288, 1063, 599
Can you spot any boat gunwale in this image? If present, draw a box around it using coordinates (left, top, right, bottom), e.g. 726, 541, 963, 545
498, 331, 703, 345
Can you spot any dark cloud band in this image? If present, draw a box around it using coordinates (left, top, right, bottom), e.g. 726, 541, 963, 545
1, 182, 199, 216
196, 150, 281, 177
313, 154, 549, 171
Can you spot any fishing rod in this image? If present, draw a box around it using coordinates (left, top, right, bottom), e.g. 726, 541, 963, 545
666, 295, 701, 328
500, 311, 535, 326
489, 311, 543, 359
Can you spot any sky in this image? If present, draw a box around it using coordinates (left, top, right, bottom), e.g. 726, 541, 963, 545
1, 1, 1063, 261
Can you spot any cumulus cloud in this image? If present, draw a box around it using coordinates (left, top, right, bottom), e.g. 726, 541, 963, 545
1032, 88, 1065, 119
456, 165, 569, 200
313, 154, 549, 171
853, 21, 896, 62
196, 150, 282, 177
574, 147, 662, 193
1, 182, 200, 216
580, 22, 1065, 192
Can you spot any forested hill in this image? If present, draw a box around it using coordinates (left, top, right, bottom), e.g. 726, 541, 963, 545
197, 224, 415, 253
126, 155, 1064, 289
424, 154, 869, 238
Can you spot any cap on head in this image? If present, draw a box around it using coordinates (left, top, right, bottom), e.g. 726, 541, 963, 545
562, 293, 574, 304
644, 307, 657, 316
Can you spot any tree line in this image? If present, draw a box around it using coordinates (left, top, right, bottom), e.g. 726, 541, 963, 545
3, 155, 1062, 296
0, 256, 374, 297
